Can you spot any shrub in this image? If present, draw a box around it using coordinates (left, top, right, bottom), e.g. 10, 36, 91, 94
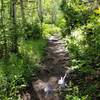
42, 23, 61, 38
24, 23, 42, 40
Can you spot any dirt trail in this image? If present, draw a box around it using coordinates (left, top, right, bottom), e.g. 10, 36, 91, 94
22, 34, 70, 100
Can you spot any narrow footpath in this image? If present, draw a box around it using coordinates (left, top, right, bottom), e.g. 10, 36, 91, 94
21, 34, 71, 100
32, 34, 70, 100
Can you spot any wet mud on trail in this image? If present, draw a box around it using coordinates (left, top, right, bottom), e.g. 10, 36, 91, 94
21, 34, 71, 100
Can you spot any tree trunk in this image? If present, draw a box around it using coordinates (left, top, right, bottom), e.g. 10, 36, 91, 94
37, 0, 43, 24
1, 0, 8, 58
10, 0, 18, 53
20, 0, 26, 26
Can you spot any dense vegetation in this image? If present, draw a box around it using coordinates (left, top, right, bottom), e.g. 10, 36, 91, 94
0, 0, 100, 99
61, 0, 100, 99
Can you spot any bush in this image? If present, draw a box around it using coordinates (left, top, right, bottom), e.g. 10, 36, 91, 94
0, 64, 8, 99
0, 38, 47, 99
42, 23, 61, 38
24, 23, 42, 40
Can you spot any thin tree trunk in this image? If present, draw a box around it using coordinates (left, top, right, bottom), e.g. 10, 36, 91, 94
1, 0, 8, 58
37, 0, 43, 24
10, 0, 18, 53
20, 0, 26, 26
37, 0, 44, 35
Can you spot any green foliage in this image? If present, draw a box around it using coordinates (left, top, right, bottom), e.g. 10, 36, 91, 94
0, 0, 60, 99
0, 0, 100, 99
65, 82, 92, 100
0, 65, 8, 99
19, 39, 47, 63
56, 17, 66, 28
24, 23, 42, 40
0, 38, 47, 99
42, 23, 61, 38
60, 0, 95, 34
0, 56, 25, 99
61, 0, 100, 99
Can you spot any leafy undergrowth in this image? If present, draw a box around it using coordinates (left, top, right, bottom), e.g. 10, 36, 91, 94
64, 68, 100, 100
42, 23, 61, 38
0, 39, 47, 99
63, 26, 100, 100
19, 39, 47, 63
